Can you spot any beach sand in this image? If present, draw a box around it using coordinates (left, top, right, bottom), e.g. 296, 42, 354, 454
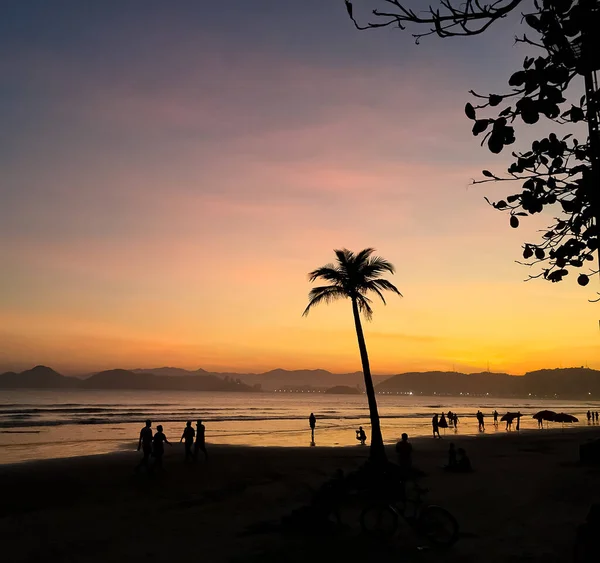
2, 427, 600, 562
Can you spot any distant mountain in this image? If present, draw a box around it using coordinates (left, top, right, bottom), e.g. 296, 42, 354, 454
82, 369, 257, 392
0, 365, 79, 389
232, 368, 388, 390
133, 367, 209, 377
376, 367, 600, 398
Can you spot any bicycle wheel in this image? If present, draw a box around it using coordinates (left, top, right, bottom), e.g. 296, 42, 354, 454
416, 505, 459, 547
360, 504, 398, 538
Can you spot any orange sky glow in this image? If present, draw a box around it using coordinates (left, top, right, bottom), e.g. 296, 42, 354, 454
1, 2, 599, 376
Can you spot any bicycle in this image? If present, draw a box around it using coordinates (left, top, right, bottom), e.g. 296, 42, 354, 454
359, 481, 459, 548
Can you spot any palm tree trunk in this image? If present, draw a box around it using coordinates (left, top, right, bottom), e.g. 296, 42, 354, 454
351, 298, 387, 462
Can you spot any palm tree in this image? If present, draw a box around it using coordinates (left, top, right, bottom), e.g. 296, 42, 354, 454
303, 248, 402, 462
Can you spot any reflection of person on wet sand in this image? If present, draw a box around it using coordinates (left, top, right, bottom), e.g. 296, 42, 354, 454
152, 425, 170, 471
194, 420, 208, 461
356, 426, 367, 445
180, 420, 195, 463
309, 412, 316, 444
136, 419, 153, 472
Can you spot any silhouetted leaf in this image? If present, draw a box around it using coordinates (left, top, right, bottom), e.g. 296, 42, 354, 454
465, 103, 476, 120
523, 246, 534, 259
345, 0, 353, 18
510, 216, 519, 228
489, 94, 502, 106
472, 120, 489, 135
535, 248, 545, 259
482, 170, 494, 178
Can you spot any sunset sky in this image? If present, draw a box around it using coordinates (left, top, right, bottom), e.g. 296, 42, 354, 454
1, 0, 598, 376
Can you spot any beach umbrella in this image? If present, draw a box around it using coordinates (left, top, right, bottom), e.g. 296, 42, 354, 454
533, 410, 557, 420
552, 413, 579, 423
500, 413, 517, 422
533, 410, 557, 429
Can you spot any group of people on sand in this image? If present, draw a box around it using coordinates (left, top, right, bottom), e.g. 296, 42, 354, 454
432, 412, 459, 438
395, 432, 473, 479
136, 419, 208, 472
587, 411, 599, 423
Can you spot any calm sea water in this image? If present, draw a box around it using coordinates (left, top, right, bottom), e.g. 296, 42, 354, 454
1, 389, 599, 464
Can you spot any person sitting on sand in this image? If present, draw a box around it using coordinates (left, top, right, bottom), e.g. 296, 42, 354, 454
152, 424, 170, 471
180, 420, 195, 463
432, 414, 440, 439
395, 433, 412, 477
136, 419, 153, 472
446, 443, 457, 469
194, 419, 208, 461
456, 448, 472, 472
356, 426, 367, 445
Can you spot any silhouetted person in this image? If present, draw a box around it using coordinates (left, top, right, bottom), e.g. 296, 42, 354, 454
309, 412, 316, 444
395, 433, 412, 477
194, 419, 208, 461
449, 442, 457, 466
575, 504, 600, 562
476, 410, 485, 432
538, 416, 544, 429
356, 426, 367, 445
453, 413, 459, 428
516, 412, 521, 432
447, 411, 454, 428
180, 420, 195, 462
152, 424, 170, 471
439, 413, 448, 431
587, 410, 592, 423
456, 448, 472, 472
432, 414, 440, 438
506, 416, 514, 431
136, 419, 153, 472
596, 412, 599, 422
493, 410, 499, 427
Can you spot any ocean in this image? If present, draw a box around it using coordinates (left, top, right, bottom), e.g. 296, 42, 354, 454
1, 389, 599, 464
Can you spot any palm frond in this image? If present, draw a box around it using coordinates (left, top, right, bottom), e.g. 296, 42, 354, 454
302, 286, 348, 316
307, 265, 343, 284
361, 256, 396, 279
356, 293, 374, 321
354, 247, 376, 267
368, 278, 402, 297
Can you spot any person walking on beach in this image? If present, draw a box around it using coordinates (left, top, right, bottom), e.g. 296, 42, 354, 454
395, 433, 413, 478
493, 410, 499, 427
432, 414, 440, 439
180, 420, 195, 463
194, 419, 208, 461
587, 410, 592, 423
453, 413, 459, 428
152, 424, 170, 472
476, 411, 485, 432
596, 412, 599, 422
447, 411, 454, 428
309, 412, 316, 444
516, 412, 521, 432
136, 419, 153, 472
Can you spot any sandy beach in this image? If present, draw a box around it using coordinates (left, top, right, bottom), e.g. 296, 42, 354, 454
2, 427, 600, 563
